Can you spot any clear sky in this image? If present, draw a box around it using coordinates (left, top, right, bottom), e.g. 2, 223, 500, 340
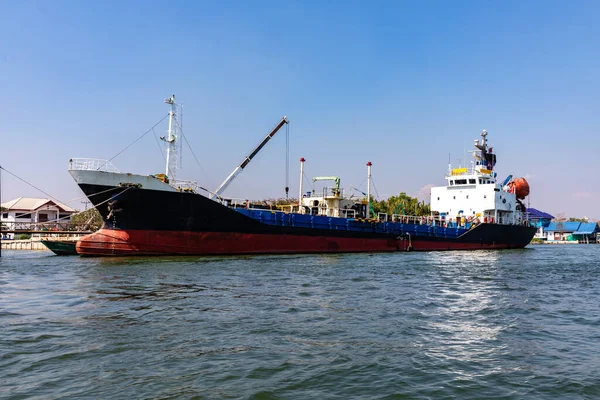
1, 1, 599, 219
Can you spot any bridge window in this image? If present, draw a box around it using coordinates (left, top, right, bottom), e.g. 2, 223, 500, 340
469, 179, 476, 184
455, 179, 467, 185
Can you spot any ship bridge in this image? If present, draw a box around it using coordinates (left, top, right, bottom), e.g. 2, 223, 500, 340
445, 166, 496, 187
430, 130, 525, 227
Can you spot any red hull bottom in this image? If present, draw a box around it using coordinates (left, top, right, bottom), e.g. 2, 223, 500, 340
76, 229, 526, 256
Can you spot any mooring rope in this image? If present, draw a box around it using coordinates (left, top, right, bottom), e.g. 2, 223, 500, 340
0, 166, 131, 222
100, 113, 169, 170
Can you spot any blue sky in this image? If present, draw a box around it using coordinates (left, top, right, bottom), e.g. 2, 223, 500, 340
1, 1, 599, 219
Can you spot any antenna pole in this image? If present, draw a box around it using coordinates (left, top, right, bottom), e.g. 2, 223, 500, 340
298, 158, 305, 213
366, 162, 372, 219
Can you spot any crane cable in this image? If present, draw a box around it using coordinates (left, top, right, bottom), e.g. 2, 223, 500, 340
175, 120, 215, 189
370, 176, 380, 199
0, 166, 64, 206
0, 165, 131, 223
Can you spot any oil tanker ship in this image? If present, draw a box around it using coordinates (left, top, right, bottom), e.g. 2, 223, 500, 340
69, 95, 536, 256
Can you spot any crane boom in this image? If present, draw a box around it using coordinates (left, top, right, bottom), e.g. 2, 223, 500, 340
211, 116, 289, 199
312, 176, 340, 190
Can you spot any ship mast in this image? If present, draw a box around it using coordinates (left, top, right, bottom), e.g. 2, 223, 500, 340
163, 94, 178, 181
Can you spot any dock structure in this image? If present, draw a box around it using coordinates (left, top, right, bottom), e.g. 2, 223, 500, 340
1, 220, 92, 251
1, 233, 88, 251
1, 220, 92, 236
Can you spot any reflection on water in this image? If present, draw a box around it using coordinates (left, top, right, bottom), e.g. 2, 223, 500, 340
1, 247, 599, 399
419, 251, 506, 375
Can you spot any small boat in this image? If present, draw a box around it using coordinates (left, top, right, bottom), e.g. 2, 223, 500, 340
41, 240, 78, 255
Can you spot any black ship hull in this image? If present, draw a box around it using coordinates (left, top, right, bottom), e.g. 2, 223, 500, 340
74, 183, 537, 256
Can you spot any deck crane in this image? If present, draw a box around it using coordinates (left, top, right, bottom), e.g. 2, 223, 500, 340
210, 116, 289, 199
312, 176, 341, 197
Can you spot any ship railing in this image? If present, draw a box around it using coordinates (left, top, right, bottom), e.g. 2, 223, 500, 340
170, 179, 198, 193
224, 198, 292, 211
69, 158, 120, 173
226, 198, 250, 208
390, 214, 435, 224
1, 220, 81, 232
222, 203, 494, 228
321, 186, 344, 198
388, 214, 481, 227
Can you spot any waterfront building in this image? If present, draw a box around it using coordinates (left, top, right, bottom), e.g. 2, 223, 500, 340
527, 208, 554, 240
543, 221, 599, 243
1, 197, 76, 239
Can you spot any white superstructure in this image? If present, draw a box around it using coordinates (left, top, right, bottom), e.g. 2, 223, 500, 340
430, 130, 527, 226
163, 94, 180, 181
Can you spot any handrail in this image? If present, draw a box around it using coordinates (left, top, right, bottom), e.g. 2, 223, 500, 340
446, 167, 493, 177
69, 158, 120, 173
170, 179, 198, 192
225, 201, 530, 227
1, 220, 82, 232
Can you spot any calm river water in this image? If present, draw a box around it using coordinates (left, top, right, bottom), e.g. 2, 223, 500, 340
1, 246, 599, 399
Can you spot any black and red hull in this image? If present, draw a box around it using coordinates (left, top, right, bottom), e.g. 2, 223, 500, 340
75, 183, 537, 256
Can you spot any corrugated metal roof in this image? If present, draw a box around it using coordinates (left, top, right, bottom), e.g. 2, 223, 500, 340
1, 197, 75, 212
526, 208, 554, 219
544, 222, 581, 232
545, 221, 599, 233
572, 222, 600, 235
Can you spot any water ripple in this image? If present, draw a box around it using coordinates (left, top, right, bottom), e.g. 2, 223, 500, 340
1, 247, 599, 399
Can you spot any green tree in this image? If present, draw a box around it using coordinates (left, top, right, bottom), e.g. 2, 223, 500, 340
568, 217, 588, 222
70, 208, 103, 231
371, 192, 430, 217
